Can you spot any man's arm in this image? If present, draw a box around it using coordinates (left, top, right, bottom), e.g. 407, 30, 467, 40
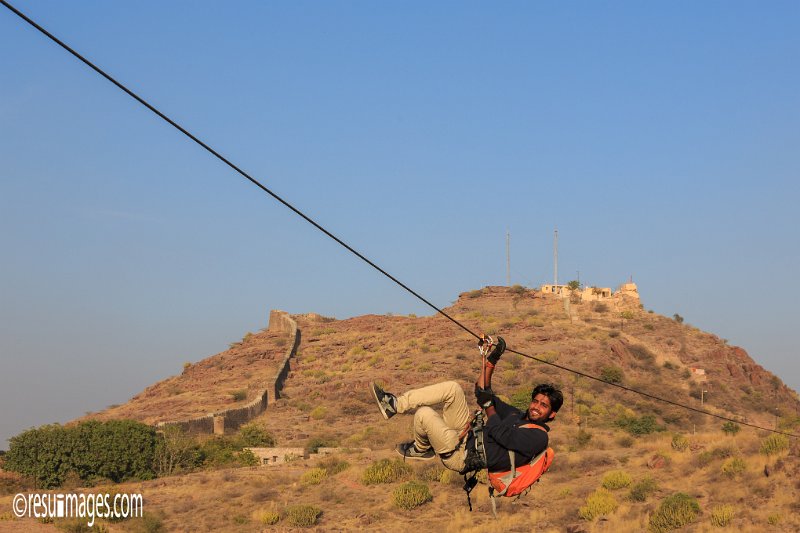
475, 337, 505, 419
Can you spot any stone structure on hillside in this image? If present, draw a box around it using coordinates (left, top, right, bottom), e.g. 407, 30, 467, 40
246, 446, 371, 466
247, 447, 308, 465
539, 281, 638, 302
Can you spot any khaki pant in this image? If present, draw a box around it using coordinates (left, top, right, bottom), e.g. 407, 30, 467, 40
395, 381, 472, 472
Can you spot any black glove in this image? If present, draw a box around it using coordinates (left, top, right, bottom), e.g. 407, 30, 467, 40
474, 383, 495, 408
487, 336, 506, 365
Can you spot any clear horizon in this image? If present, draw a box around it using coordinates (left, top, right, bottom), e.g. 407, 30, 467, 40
2, 1, 799, 447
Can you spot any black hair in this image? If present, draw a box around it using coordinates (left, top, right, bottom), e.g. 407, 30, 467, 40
531, 383, 564, 413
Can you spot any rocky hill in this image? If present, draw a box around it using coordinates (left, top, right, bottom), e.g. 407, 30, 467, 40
3, 286, 798, 532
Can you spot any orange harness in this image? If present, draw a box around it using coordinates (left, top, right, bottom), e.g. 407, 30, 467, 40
463, 419, 554, 516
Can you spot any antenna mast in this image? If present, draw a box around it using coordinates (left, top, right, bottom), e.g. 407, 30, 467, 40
506, 230, 511, 287
554, 228, 558, 287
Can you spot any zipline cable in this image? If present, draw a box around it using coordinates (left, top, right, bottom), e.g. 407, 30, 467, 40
506, 347, 798, 437
0, 0, 477, 341
3, 0, 797, 439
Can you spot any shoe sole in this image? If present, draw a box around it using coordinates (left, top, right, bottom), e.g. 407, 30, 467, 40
371, 382, 390, 420
395, 447, 436, 461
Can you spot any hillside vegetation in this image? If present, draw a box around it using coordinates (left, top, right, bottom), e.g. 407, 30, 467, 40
1, 286, 798, 532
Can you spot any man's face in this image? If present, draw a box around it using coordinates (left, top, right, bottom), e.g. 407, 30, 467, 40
527, 393, 555, 424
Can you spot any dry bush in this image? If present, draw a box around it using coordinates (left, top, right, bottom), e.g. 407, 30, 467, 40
361, 458, 413, 485
250, 509, 281, 526
602, 470, 632, 490
759, 434, 789, 456
285, 504, 322, 527
317, 456, 350, 475
417, 463, 448, 483
393, 481, 433, 509
671, 434, 689, 452
579, 488, 619, 520
301, 467, 328, 486
628, 476, 658, 502
721, 457, 746, 478
649, 493, 700, 532
710, 504, 735, 527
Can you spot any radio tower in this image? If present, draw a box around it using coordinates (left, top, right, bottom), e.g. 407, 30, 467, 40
553, 228, 558, 287
506, 231, 511, 287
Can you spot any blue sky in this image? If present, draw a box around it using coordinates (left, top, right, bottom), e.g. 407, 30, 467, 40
1, 1, 799, 446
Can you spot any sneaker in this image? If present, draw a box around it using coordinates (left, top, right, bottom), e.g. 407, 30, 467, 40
371, 382, 397, 420
395, 441, 435, 460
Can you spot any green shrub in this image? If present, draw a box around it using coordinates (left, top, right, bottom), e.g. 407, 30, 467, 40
4, 421, 157, 488
393, 481, 433, 509
602, 470, 632, 490
649, 493, 700, 532
628, 476, 658, 502
510, 284, 526, 295
671, 434, 689, 451
230, 390, 247, 401
767, 513, 781, 525
509, 388, 534, 411
759, 434, 789, 456
285, 505, 321, 527
305, 437, 337, 454
301, 467, 327, 486
361, 459, 413, 485
238, 424, 275, 447
578, 488, 618, 520
710, 504, 735, 527
722, 421, 742, 436
601, 366, 623, 384
197, 435, 257, 469
615, 414, 665, 436
721, 457, 746, 478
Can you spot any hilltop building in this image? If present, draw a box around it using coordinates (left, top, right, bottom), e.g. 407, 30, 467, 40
539, 281, 638, 302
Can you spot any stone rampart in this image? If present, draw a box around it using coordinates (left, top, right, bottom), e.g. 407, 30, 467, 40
157, 310, 298, 435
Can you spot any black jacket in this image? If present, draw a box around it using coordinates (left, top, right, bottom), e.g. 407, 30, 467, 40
484, 397, 549, 472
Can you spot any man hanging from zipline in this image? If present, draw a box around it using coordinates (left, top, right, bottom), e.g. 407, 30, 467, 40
371, 335, 563, 512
